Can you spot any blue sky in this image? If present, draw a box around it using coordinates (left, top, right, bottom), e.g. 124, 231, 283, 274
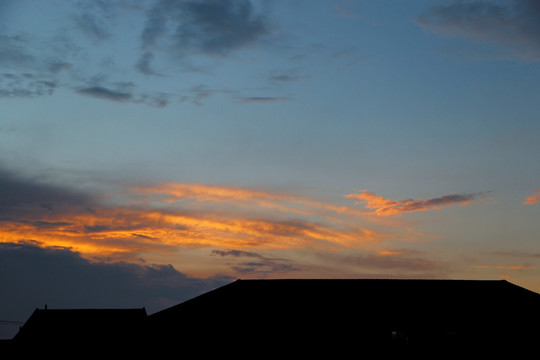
1, 0, 540, 338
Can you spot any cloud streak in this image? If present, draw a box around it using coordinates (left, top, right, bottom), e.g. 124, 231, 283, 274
211, 249, 301, 275
0, 165, 494, 283
0, 171, 386, 266
346, 190, 486, 216
416, 0, 540, 60
75, 84, 169, 107
234, 96, 291, 104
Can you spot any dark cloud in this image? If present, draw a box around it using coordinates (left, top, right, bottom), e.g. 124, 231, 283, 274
0, 35, 36, 69
234, 96, 291, 104
0, 6, 168, 106
0, 242, 233, 339
178, 84, 230, 105
135, 51, 161, 76
313, 250, 448, 278
0, 36, 62, 98
406, 193, 480, 211
0, 73, 56, 98
73, 13, 112, 41
76, 84, 169, 107
347, 190, 489, 215
268, 74, 300, 82
76, 86, 132, 102
212, 249, 262, 258
140, 0, 270, 57
267, 68, 307, 83
416, 0, 540, 60
212, 249, 301, 275
0, 168, 90, 216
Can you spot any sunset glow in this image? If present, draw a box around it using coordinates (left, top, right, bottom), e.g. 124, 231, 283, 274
2, 0, 540, 340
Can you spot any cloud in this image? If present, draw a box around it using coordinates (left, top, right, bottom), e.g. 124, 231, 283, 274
472, 264, 533, 270
234, 96, 291, 103
524, 189, 540, 205
346, 190, 486, 215
73, 12, 112, 41
141, 0, 270, 57
0, 5, 169, 107
416, 0, 540, 60
0, 171, 385, 263
339, 250, 442, 272
178, 84, 231, 105
2, 167, 452, 283
0, 73, 57, 98
76, 84, 169, 107
267, 68, 307, 83
0, 241, 232, 339
268, 74, 299, 82
0, 34, 39, 69
0, 35, 66, 98
135, 51, 162, 76
211, 249, 301, 275
0, 168, 91, 216
76, 86, 132, 102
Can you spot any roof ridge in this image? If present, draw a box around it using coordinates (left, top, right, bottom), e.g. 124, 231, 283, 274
236, 278, 506, 281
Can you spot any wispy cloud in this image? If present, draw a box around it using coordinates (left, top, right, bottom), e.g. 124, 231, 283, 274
0, 73, 56, 98
211, 249, 300, 275
1, 166, 491, 280
346, 190, 487, 216
76, 86, 132, 102
0, 171, 386, 264
137, 0, 271, 75
472, 264, 534, 270
416, 0, 540, 61
524, 189, 540, 205
234, 96, 291, 103
141, 0, 269, 56
75, 84, 169, 107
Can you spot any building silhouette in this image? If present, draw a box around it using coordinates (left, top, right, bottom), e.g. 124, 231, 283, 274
4, 279, 540, 357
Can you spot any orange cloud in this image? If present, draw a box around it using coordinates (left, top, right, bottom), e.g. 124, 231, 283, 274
523, 189, 540, 205
346, 190, 485, 216
130, 182, 364, 219
0, 183, 391, 264
472, 265, 533, 270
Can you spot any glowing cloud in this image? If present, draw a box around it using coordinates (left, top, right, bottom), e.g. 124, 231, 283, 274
523, 189, 540, 205
346, 190, 484, 216
0, 180, 389, 264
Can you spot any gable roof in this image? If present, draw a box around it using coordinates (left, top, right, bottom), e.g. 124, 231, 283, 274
7, 279, 540, 356
145, 279, 540, 356
149, 278, 540, 322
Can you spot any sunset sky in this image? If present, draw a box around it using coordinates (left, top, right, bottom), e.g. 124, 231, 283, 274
2, 0, 540, 338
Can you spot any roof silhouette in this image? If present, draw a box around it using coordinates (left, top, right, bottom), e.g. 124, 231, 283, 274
145, 279, 540, 356
5, 279, 540, 357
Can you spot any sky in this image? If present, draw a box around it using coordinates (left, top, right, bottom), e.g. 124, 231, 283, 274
1, 0, 540, 338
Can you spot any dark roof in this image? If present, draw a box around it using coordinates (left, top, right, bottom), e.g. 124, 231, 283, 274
7, 279, 540, 356
13, 308, 147, 344
150, 278, 540, 321
146, 279, 540, 356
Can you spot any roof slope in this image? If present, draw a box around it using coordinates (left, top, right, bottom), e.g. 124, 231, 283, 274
13, 308, 147, 347
146, 279, 540, 356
